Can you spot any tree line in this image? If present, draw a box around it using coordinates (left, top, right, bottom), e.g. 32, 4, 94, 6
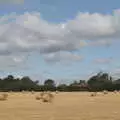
0, 72, 120, 92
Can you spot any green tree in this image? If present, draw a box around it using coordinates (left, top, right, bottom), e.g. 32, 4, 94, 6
57, 84, 67, 91
87, 72, 113, 91
44, 79, 56, 91
44, 79, 55, 87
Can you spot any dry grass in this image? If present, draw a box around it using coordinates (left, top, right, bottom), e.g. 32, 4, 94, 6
0, 92, 120, 120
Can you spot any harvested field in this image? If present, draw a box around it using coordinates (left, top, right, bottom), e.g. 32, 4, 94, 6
0, 92, 120, 120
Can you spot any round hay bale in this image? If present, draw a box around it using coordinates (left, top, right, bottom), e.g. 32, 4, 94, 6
35, 95, 42, 100
42, 92, 54, 103
42, 98, 49, 102
55, 91, 59, 94
113, 90, 117, 94
31, 91, 35, 94
90, 92, 97, 97
0, 93, 8, 101
103, 90, 108, 95
40, 92, 44, 97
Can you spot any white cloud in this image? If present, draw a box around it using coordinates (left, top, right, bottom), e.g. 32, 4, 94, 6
0, 52, 30, 71
0, 9, 119, 68
43, 51, 83, 63
65, 13, 114, 39
13, 55, 26, 63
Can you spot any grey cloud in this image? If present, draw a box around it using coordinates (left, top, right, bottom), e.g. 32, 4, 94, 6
43, 51, 83, 63
0, 0, 24, 4
0, 10, 119, 67
94, 58, 113, 64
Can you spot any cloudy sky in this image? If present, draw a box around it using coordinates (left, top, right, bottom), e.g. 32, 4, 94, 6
0, 0, 120, 83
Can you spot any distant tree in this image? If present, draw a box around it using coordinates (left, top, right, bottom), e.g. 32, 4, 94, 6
34, 80, 39, 84
112, 78, 120, 90
70, 80, 79, 86
0, 72, 119, 92
57, 84, 68, 91
7, 75, 14, 81
20, 76, 38, 91
21, 76, 32, 82
87, 72, 113, 91
44, 79, 56, 91
79, 80, 86, 86
44, 79, 55, 87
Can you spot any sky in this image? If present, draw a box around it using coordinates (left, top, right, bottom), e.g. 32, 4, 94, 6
0, 0, 120, 84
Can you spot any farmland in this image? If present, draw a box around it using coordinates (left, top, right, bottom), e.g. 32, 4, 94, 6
0, 92, 120, 120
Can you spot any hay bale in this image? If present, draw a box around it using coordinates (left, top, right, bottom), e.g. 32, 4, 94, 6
35, 92, 45, 100
0, 93, 8, 101
90, 92, 97, 97
9, 91, 13, 93
48, 92, 54, 102
35, 92, 54, 103
35, 95, 42, 100
40, 92, 44, 97
42, 97, 49, 102
42, 92, 54, 103
103, 90, 108, 95
55, 91, 59, 94
114, 90, 117, 94
31, 91, 35, 94
21, 90, 25, 94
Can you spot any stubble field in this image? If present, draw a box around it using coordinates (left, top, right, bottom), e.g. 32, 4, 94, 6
0, 92, 120, 120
